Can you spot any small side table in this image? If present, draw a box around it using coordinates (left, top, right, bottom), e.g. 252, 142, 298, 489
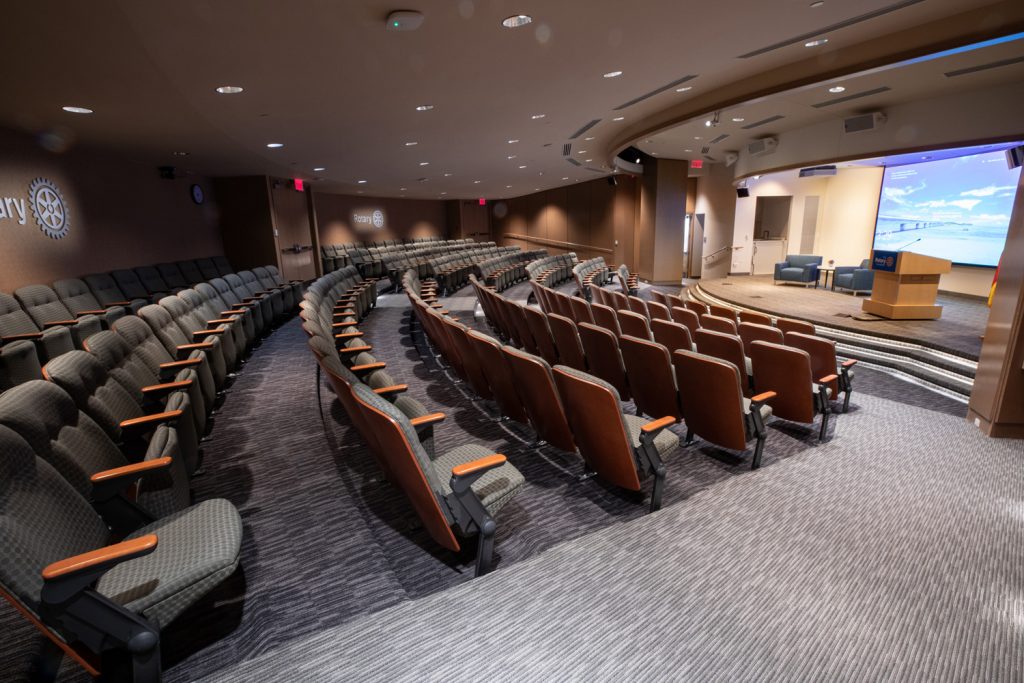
818, 266, 836, 290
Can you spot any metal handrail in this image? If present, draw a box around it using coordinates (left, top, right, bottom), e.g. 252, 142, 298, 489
703, 245, 741, 262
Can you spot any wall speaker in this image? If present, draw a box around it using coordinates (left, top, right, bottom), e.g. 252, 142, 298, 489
736, 187, 750, 198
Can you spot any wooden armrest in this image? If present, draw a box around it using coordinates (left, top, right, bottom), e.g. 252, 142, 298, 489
141, 380, 193, 394
42, 535, 158, 581
451, 453, 506, 478
332, 320, 357, 328
335, 331, 364, 339
207, 318, 236, 325
76, 309, 107, 316
350, 362, 386, 372
221, 310, 246, 316
43, 320, 78, 327
160, 358, 203, 369
2, 332, 43, 342
373, 384, 409, 396
90, 457, 173, 484
750, 391, 777, 403
818, 374, 839, 384
241, 296, 263, 303
177, 342, 213, 351
119, 409, 183, 430
108, 301, 132, 307
841, 359, 858, 368
641, 416, 676, 433
193, 328, 225, 337
339, 345, 372, 354
410, 412, 445, 427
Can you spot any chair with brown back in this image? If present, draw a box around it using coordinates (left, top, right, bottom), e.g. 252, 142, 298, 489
350, 383, 524, 576
739, 310, 772, 327
684, 300, 709, 317
694, 328, 752, 389
708, 304, 738, 324
619, 335, 683, 422
738, 322, 784, 357
466, 330, 530, 423
607, 289, 629, 314
784, 331, 857, 412
672, 349, 775, 469
442, 318, 493, 400
551, 290, 575, 320
589, 302, 621, 337
590, 285, 608, 308
505, 300, 539, 356
552, 366, 678, 512
626, 295, 649, 319
522, 306, 560, 366
569, 296, 595, 325
616, 309, 652, 341
576, 322, 630, 400
651, 319, 694, 354
748, 340, 834, 440
500, 346, 577, 453
547, 313, 588, 372
671, 306, 701, 338
700, 314, 738, 336
647, 300, 672, 322
776, 317, 815, 336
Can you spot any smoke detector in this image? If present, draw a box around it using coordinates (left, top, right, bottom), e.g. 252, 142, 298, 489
386, 10, 425, 31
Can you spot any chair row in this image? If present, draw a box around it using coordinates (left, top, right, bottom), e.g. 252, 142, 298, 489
526, 253, 577, 287
572, 257, 611, 298
477, 249, 546, 292
321, 237, 483, 279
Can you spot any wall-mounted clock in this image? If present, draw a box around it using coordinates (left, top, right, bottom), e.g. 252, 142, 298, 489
190, 183, 205, 205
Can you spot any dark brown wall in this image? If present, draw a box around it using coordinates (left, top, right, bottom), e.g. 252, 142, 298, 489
0, 128, 222, 292
213, 176, 277, 272
314, 191, 449, 245
491, 176, 639, 268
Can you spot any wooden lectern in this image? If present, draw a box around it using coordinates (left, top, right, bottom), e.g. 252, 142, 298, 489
862, 250, 952, 320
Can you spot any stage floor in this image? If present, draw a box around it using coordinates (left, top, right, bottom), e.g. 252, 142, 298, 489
693, 275, 988, 360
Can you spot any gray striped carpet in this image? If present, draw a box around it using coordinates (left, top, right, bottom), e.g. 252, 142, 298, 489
0, 282, 1004, 681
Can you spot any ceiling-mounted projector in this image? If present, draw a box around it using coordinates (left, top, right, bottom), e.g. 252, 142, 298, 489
386, 10, 425, 31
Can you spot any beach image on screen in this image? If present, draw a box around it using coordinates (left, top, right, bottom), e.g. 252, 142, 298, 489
873, 149, 1021, 266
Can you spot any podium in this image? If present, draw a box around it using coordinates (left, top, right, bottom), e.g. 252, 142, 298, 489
862, 250, 952, 320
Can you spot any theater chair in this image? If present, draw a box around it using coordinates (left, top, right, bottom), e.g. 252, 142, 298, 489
672, 349, 775, 469
590, 302, 621, 337
194, 282, 257, 350
252, 266, 299, 311
174, 260, 207, 286
521, 306, 560, 366
466, 330, 530, 424
569, 296, 595, 325
238, 271, 285, 323
0, 380, 189, 527
442, 318, 493, 400
211, 255, 235, 277
774, 254, 823, 286
552, 366, 678, 512
0, 338, 42, 391
547, 313, 588, 373
739, 310, 772, 327
209, 278, 267, 337
178, 289, 252, 359
83, 273, 148, 315
709, 304, 738, 324
670, 306, 701, 337
738, 322, 783, 357
134, 266, 183, 299
619, 335, 683, 422
749, 340, 835, 440
650, 289, 680, 310
607, 289, 629, 314
647, 300, 672, 322
784, 331, 857, 412
505, 302, 541, 358
695, 328, 752, 390
577, 322, 631, 400
617, 264, 639, 295
137, 304, 228, 391
500, 346, 578, 452
616, 309, 652, 340
155, 263, 191, 294
159, 296, 240, 372
195, 257, 223, 281
111, 269, 161, 305
651, 319, 694, 354
0, 422, 242, 683
14, 285, 104, 349
52, 279, 127, 328
0, 292, 75, 366
265, 265, 305, 301
776, 317, 815, 336
683, 300, 709, 317
626, 295, 649, 319
42, 349, 200, 479
700, 313, 738, 336
223, 274, 275, 331
113, 316, 217, 418
350, 383, 525, 577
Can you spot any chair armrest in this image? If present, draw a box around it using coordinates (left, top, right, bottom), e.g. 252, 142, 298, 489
335, 331, 364, 339
241, 296, 263, 303
42, 535, 158, 582
773, 263, 787, 279
177, 342, 214, 357
332, 318, 356, 327
75, 309, 107, 316
192, 328, 225, 338
221, 310, 247, 316
350, 362, 386, 373
107, 301, 133, 307
832, 266, 856, 276
339, 345, 372, 354
2, 332, 43, 342
841, 359, 858, 369
120, 409, 183, 434
207, 318, 236, 325
372, 384, 408, 397
451, 453, 506, 478
141, 379, 193, 398
90, 457, 174, 501
43, 320, 79, 328
750, 390, 777, 405
410, 412, 445, 428
160, 358, 203, 370
640, 416, 676, 434
818, 374, 838, 384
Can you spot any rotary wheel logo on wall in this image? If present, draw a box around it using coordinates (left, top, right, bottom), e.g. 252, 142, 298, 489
29, 178, 70, 239
372, 210, 384, 229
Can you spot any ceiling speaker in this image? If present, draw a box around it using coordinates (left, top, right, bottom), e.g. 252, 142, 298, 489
843, 112, 887, 134
747, 137, 778, 157
736, 187, 750, 198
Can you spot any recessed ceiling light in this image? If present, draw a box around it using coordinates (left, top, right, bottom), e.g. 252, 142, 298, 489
215, 86, 244, 94
531, 114, 545, 120
585, 159, 592, 163
508, 139, 519, 144
694, 136, 702, 140
613, 116, 625, 122
405, 141, 418, 146
172, 151, 190, 157
473, 180, 481, 184
578, 150, 587, 154
357, 179, 367, 184
502, 14, 532, 28
684, 149, 692, 152
506, 185, 512, 188
400, 187, 408, 191
518, 165, 527, 169
732, 117, 745, 122
443, 172, 453, 177
507, 155, 517, 160
440, 192, 447, 195
584, 136, 595, 141
603, 70, 623, 78
676, 86, 692, 93
562, 177, 569, 180
313, 167, 325, 171
266, 143, 284, 148
753, 175, 762, 180
829, 86, 846, 93
415, 104, 434, 111
805, 38, 828, 47
419, 161, 430, 166
810, 0, 824, 6
62, 106, 93, 114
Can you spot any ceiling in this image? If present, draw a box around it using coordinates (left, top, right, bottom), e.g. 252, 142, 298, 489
0, 0, 1020, 200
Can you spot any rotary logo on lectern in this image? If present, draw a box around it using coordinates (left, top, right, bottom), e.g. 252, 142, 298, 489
28, 178, 70, 239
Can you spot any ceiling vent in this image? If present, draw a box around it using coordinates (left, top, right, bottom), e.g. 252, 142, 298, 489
812, 86, 890, 108
843, 112, 887, 134
708, 133, 729, 145
569, 119, 601, 139
799, 165, 837, 177
747, 137, 778, 157
614, 75, 698, 110
566, 158, 582, 166
701, 145, 711, 155
562, 143, 572, 156
945, 55, 1024, 78
742, 115, 784, 130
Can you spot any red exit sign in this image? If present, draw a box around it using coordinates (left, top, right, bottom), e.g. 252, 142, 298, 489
690, 160, 703, 169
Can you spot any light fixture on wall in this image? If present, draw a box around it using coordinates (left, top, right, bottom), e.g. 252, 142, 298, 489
313, 166, 326, 171
215, 86, 243, 94
502, 14, 533, 28
415, 104, 434, 111
603, 70, 623, 78
62, 106, 93, 114
266, 143, 284, 148
805, 38, 829, 47
829, 86, 846, 93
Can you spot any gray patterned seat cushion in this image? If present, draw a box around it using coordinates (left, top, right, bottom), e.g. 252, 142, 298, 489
622, 414, 679, 459
96, 498, 242, 629
433, 444, 525, 517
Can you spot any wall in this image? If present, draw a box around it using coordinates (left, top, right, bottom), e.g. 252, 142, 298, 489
0, 128, 222, 292
314, 191, 449, 245
694, 162, 739, 279
813, 167, 884, 267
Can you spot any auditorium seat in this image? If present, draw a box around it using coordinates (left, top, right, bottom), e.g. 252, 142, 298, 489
749, 340, 834, 440
137, 304, 228, 390
442, 318, 493, 400
83, 273, 148, 314
784, 331, 857, 413
223, 273, 275, 330
0, 379, 189, 523
739, 310, 772, 327
211, 255, 234, 278
619, 335, 683, 422
695, 328, 752, 389
672, 349, 774, 469
195, 257, 222, 281
0, 420, 241, 682
616, 309, 652, 340
777, 318, 816, 336
651, 289, 680, 310
350, 382, 524, 577
607, 289, 629, 314
52, 278, 127, 328
700, 313, 739, 336
111, 269, 160, 304
647, 300, 672, 322
209, 277, 267, 337
238, 271, 285, 322
252, 266, 298, 311
521, 306, 560, 366
738, 322, 784, 357
709, 305, 738, 324
616, 264, 639, 295
651, 318, 695, 354
626, 295, 649, 319
547, 313, 588, 373
552, 365, 678, 511
134, 265, 182, 298
500, 346, 578, 453
505, 301, 541, 357
577, 322, 630, 399
466, 330, 530, 424
683, 300, 709, 317
195, 282, 257, 349
179, 289, 251, 359
0, 338, 42, 391
589, 301, 621, 337
14, 285, 103, 349
160, 296, 239, 371
175, 260, 207, 286
155, 263, 191, 292
569, 296, 595, 325
0, 292, 75, 365
264, 265, 305, 302
670, 306, 701, 337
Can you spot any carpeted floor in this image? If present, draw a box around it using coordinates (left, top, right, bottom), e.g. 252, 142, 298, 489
0, 282, 986, 681
697, 275, 988, 359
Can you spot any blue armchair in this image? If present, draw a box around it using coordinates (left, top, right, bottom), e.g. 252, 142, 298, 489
773, 254, 822, 285
833, 259, 874, 294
